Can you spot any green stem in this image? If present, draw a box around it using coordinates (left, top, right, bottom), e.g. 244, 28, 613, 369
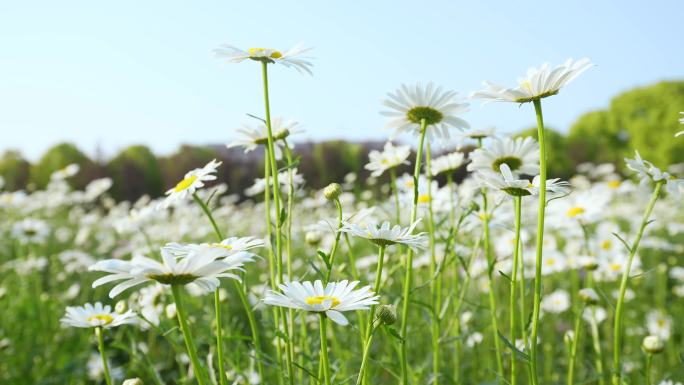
192, 192, 264, 383
529, 98, 547, 385
357, 322, 379, 385
171, 284, 208, 385
567, 304, 585, 385
645, 353, 653, 385
510, 196, 523, 385
357, 245, 386, 385
425, 141, 441, 385
319, 314, 332, 385
400, 119, 428, 385
483, 190, 505, 378
261, 61, 295, 385
324, 199, 344, 283
612, 181, 663, 385
96, 327, 113, 385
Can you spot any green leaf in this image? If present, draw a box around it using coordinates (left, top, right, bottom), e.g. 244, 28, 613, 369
384, 326, 405, 344
497, 330, 530, 362
612, 232, 632, 253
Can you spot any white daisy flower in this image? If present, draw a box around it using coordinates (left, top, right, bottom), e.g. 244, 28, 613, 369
365, 142, 411, 177
163, 236, 265, 259
430, 151, 466, 176
583, 306, 607, 324
11, 218, 50, 245
460, 127, 497, 141
474, 164, 534, 197
540, 289, 570, 313
226, 117, 300, 160
158, 159, 222, 209
89, 247, 253, 298
625, 150, 684, 197
244, 168, 305, 197
61, 302, 137, 329
51, 163, 80, 181
658, 380, 683, 385
339, 219, 428, 250
213, 43, 313, 75
646, 310, 672, 340
467, 137, 540, 176
263, 280, 379, 326
381, 82, 470, 140
471, 58, 593, 103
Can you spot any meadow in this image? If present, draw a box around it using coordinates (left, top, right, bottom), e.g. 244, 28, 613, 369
1, 45, 683, 385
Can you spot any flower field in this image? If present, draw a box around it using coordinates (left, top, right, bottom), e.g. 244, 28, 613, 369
1, 45, 684, 385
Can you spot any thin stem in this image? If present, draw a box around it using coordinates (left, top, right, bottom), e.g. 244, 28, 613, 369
96, 327, 113, 385
482, 190, 505, 377
645, 353, 653, 385
319, 314, 332, 385
567, 304, 585, 385
529, 98, 547, 385
192, 192, 264, 382
425, 141, 441, 385
612, 181, 663, 385
261, 61, 295, 385
356, 322, 379, 385
324, 199, 344, 283
510, 196, 523, 385
390, 168, 401, 225
357, 245, 386, 384
171, 284, 208, 385
400, 119, 428, 385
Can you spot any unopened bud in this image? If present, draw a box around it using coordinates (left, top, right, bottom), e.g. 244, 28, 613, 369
323, 183, 342, 201
642, 335, 664, 354
115, 300, 128, 314
564, 330, 575, 345
165, 303, 177, 319
579, 288, 599, 305
376, 304, 397, 325
305, 231, 322, 246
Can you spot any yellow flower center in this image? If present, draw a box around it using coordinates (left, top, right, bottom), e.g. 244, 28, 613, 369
248, 48, 282, 59
520, 80, 534, 93
610, 263, 622, 272
174, 175, 198, 192
87, 314, 113, 324
418, 194, 431, 203
607, 180, 621, 189
566, 206, 586, 218
306, 296, 340, 307
601, 240, 612, 250
209, 243, 233, 250
545, 258, 556, 266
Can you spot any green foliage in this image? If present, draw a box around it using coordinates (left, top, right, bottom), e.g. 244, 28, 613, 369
107, 145, 164, 200
516, 127, 574, 178
159, 145, 218, 187
0, 150, 31, 191
568, 81, 684, 169
29, 142, 96, 189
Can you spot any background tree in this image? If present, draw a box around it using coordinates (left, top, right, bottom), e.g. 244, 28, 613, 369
0, 150, 31, 191
107, 145, 164, 201
29, 142, 99, 189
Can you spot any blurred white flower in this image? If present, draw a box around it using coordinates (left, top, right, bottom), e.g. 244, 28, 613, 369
214, 43, 313, 75
159, 159, 222, 209
365, 142, 411, 177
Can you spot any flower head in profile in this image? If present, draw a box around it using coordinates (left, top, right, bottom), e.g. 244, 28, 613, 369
227, 117, 300, 160
467, 137, 540, 176
213, 43, 313, 75
89, 247, 253, 298
159, 159, 221, 209
381, 82, 469, 140
625, 150, 684, 196
365, 142, 411, 177
339, 219, 427, 250
474, 164, 534, 197
61, 302, 137, 329
471, 58, 593, 103
430, 151, 466, 176
263, 280, 379, 326
163, 236, 265, 260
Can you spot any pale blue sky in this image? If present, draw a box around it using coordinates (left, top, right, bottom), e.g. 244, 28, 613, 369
1, 1, 682, 160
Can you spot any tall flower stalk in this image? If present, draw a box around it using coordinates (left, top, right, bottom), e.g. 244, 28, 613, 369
425, 141, 442, 385
171, 284, 208, 385
612, 181, 664, 384
509, 196, 523, 385
529, 98, 547, 385
96, 327, 113, 385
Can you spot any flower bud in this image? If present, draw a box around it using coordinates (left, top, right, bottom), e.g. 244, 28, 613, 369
564, 330, 575, 345
376, 304, 397, 325
579, 288, 599, 305
582, 257, 599, 271
165, 303, 177, 319
305, 231, 322, 246
642, 335, 664, 354
115, 300, 128, 314
323, 183, 342, 201
122, 379, 143, 385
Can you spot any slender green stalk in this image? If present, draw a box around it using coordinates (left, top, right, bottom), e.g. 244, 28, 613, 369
482, 191, 505, 377
319, 314, 332, 385
357, 245, 386, 384
171, 284, 208, 385
324, 198, 343, 283
567, 303, 585, 385
589, 309, 606, 385
400, 119, 428, 385
260, 60, 295, 385
529, 98, 547, 385
510, 196, 523, 385
96, 327, 113, 385
612, 181, 664, 385
192, 193, 264, 382
645, 353, 653, 385
425, 141, 442, 385
283, 140, 298, 382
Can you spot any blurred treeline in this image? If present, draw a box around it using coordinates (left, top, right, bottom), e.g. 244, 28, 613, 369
1, 81, 683, 201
